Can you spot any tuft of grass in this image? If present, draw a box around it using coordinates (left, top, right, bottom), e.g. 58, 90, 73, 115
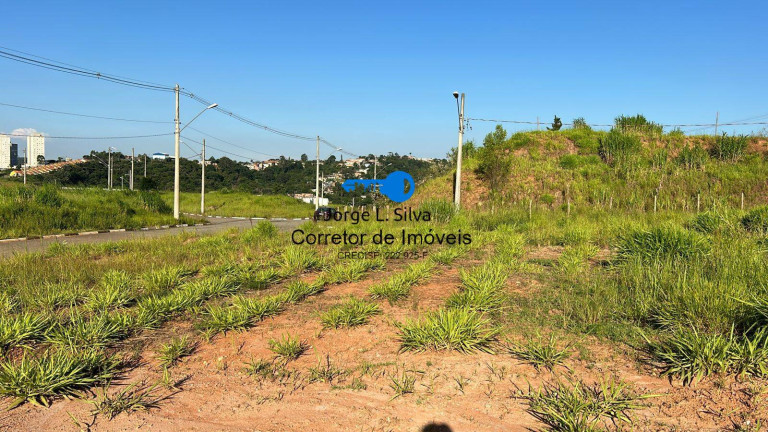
369, 260, 435, 303
321, 298, 381, 329
321, 258, 383, 285
506, 335, 571, 371
280, 280, 325, 304
232, 295, 284, 320
397, 308, 500, 353
47, 314, 130, 350
0, 313, 51, 351
742, 206, 768, 234
0, 349, 120, 408
90, 381, 162, 419
522, 379, 651, 432
616, 226, 710, 263
308, 355, 345, 384
196, 305, 252, 336
243, 358, 294, 383
141, 266, 193, 294
86, 270, 134, 310
157, 336, 195, 368
645, 326, 768, 385
389, 370, 416, 399
281, 247, 321, 273
268, 334, 308, 361
446, 261, 508, 312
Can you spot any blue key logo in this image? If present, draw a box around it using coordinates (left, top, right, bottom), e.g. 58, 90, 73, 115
341, 171, 415, 203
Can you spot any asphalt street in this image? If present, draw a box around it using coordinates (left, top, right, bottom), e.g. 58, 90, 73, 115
0, 217, 305, 257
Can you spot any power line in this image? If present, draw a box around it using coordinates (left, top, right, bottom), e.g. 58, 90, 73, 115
0, 101, 172, 123
3, 132, 173, 140
0, 46, 361, 156
466, 117, 768, 128
181, 135, 253, 161
185, 126, 278, 158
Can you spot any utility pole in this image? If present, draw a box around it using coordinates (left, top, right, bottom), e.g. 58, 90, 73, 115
373, 155, 377, 198
23, 148, 27, 184
144, 155, 147, 177
108, 147, 112, 190
453, 92, 465, 210
320, 171, 324, 201
201, 139, 206, 214
315, 135, 320, 210
173, 84, 181, 219
130, 148, 134, 190
714, 111, 719, 137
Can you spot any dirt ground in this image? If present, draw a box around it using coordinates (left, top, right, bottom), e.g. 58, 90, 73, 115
1, 252, 765, 432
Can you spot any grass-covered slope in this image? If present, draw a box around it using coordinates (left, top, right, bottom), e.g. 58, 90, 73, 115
0, 184, 194, 238
414, 126, 768, 212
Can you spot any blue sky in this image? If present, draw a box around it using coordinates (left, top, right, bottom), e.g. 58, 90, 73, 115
1, 0, 766, 161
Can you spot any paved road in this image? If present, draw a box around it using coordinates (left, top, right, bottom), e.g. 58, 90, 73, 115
0, 217, 305, 257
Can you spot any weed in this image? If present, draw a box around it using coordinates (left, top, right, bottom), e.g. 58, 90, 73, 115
91, 381, 162, 419
389, 370, 416, 399
157, 336, 195, 368
506, 335, 571, 371
281, 280, 325, 304
0, 313, 51, 351
268, 334, 308, 361
308, 355, 345, 384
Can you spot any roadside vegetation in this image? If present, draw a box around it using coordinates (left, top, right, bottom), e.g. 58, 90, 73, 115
0, 183, 195, 239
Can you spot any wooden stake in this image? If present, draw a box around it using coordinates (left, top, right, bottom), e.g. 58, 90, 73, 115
741, 192, 745, 210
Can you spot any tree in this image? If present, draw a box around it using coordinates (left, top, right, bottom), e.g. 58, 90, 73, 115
476, 125, 512, 197
37, 155, 46, 165
548, 116, 562, 131
300, 153, 308, 163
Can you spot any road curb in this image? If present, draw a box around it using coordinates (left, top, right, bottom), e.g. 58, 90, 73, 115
0, 216, 307, 244
183, 213, 311, 222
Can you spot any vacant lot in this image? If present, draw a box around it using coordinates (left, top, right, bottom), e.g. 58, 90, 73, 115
1, 204, 767, 431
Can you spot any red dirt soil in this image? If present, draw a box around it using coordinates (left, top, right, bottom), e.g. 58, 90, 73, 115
1, 253, 765, 431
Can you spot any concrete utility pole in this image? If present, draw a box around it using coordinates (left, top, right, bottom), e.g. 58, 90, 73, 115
714, 111, 719, 137
373, 155, 377, 198
201, 139, 206, 214
315, 135, 320, 210
130, 148, 134, 190
453, 92, 465, 210
144, 155, 147, 177
108, 147, 112, 190
23, 148, 27, 184
173, 84, 181, 219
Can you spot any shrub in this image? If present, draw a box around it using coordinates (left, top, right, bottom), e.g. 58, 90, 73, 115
598, 130, 641, 165
571, 117, 591, 130
711, 133, 748, 161
676, 145, 709, 169
614, 114, 663, 135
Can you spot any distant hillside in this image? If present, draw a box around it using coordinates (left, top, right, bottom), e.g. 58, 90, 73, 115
414, 122, 768, 212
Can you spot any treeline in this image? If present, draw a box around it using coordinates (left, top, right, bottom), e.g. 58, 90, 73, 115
28, 151, 447, 205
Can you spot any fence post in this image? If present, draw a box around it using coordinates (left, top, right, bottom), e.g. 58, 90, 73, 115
567, 199, 571, 216
697, 194, 701, 213
609, 196, 613, 210
741, 192, 745, 210
654, 195, 657, 213
528, 198, 532, 220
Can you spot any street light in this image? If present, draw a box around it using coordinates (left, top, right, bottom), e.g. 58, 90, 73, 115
173, 85, 217, 219
452, 91, 465, 210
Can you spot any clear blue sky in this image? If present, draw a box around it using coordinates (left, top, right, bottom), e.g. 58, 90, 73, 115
1, 0, 766, 161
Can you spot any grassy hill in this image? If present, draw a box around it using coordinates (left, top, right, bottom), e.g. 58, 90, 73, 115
414, 124, 768, 213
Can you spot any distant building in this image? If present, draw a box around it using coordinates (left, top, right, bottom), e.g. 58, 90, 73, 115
0, 134, 10, 169
251, 159, 280, 170
151, 152, 170, 160
10, 143, 17, 167
26, 134, 45, 167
